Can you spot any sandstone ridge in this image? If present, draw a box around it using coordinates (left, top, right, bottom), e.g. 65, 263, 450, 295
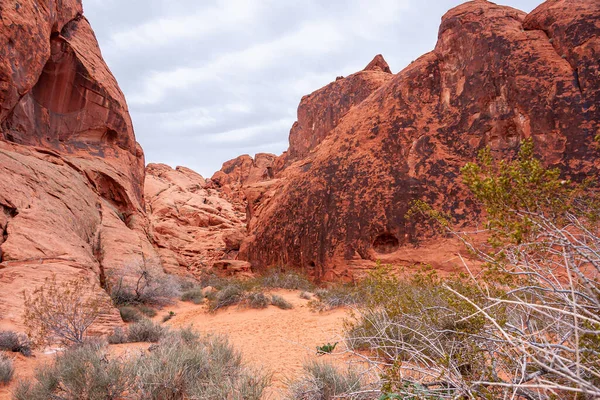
232, 0, 600, 280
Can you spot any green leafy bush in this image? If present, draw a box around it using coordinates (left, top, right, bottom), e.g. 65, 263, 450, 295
351, 140, 600, 398
316, 342, 337, 355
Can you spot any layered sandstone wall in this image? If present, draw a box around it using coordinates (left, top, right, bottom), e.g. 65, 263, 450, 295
0, 0, 159, 332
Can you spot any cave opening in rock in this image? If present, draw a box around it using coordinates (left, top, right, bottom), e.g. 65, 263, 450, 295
373, 233, 399, 254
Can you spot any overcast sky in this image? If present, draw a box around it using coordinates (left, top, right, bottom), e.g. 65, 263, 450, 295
84, 0, 541, 177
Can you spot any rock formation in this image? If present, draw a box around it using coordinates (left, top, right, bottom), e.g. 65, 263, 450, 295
238, 0, 600, 280
145, 163, 249, 277
0, 0, 160, 333
1, 0, 599, 330
286, 57, 393, 163
210, 153, 277, 210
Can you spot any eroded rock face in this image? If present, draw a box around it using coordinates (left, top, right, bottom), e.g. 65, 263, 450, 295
0, 1, 158, 333
240, 0, 600, 280
287, 55, 393, 163
210, 153, 277, 211
145, 164, 247, 277
0, 0, 83, 123
363, 54, 392, 73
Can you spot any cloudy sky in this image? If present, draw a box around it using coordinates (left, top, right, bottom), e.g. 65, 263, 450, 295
84, 0, 541, 177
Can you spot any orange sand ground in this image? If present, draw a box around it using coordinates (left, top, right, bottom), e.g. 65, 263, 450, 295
0, 289, 365, 399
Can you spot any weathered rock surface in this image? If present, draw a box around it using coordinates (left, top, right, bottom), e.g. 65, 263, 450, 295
0, 0, 160, 333
287, 56, 393, 163
363, 54, 392, 73
210, 153, 277, 211
145, 163, 246, 277
239, 0, 600, 280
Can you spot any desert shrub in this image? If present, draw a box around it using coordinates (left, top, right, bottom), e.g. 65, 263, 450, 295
349, 140, 600, 398
162, 311, 176, 322
134, 333, 269, 399
198, 272, 230, 290
260, 269, 313, 290
284, 360, 368, 400
299, 291, 313, 300
0, 331, 31, 357
172, 326, 200, 344
107, 327, 128, 345
13, 342, 133, 399
316, 342, 338, 355
315, 284, 362, 310
136, 305, 157, 318
209, 284, 245, 311
119, 306, 141, 323
13, 328, 268, 399
177, 277, 197, 291
271, 294, 293, 310
247, 292, 270, 309
345, 267, 491, 395
308, 284, 363, 312
109, 264, 181, 307
204, 289, 218, 302
181, 287, 204, 304
0, 353, 14, 385
127, 319, 166, 343
23, 275, 106, 346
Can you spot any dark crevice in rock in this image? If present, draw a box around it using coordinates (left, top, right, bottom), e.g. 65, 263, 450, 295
373, 233, 400, 254
60, 13, 83, 37
92, 205, 107, 291
86, 171, 135, 230
573, 68, 583, 96
0, 203, 18, 263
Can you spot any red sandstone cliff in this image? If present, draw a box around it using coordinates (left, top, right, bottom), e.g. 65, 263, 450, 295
0, 1, 160, 332
236, 0, 600, 280
145, 163, 250, 277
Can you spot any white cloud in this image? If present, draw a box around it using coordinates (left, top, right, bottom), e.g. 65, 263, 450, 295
84, 0, 542, 176
109, 0, 266, 50
128, 21, 346, 106
202, 118, 292, 144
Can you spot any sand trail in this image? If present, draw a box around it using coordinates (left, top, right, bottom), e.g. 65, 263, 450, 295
1, 289, 360, 399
